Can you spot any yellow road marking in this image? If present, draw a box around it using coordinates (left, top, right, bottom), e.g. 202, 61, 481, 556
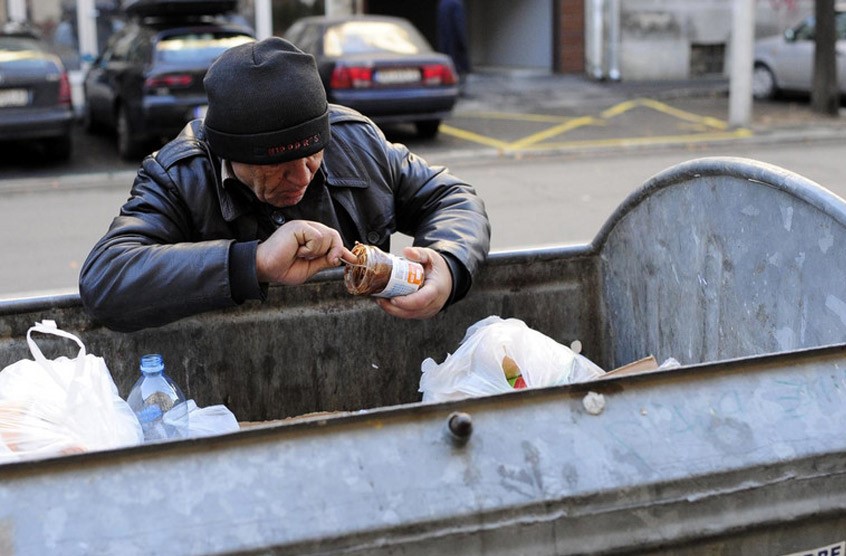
461, 111, 572, 123
523, 128, 753, 151
634, 98, 729, 130
439, 124, 512, 149
509, 116, 600, 149
443, 97, 742, 152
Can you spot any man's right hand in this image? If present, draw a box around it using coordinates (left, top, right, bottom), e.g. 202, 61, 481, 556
256, 220, 356, 285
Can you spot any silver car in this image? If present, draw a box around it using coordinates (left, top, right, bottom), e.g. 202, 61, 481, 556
753, 9, 846, 100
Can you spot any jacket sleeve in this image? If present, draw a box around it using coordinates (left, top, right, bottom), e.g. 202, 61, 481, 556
78, 154, 244, 332
383, 133, 491, 304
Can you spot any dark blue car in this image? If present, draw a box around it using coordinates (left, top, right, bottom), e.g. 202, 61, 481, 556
285, 15, 460, 138
82, 3, 254, 160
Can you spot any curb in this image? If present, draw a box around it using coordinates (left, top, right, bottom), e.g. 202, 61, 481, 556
0, 170, 137, 195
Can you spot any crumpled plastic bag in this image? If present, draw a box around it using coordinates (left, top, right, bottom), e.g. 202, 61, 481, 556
419, 315, 605, 402
0, 320, 143, 463
161, 399, 240, 439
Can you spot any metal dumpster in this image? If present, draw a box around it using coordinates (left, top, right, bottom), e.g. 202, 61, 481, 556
1, 156, 845, 555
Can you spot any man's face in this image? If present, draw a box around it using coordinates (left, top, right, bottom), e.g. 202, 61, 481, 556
232, 151, 324, 208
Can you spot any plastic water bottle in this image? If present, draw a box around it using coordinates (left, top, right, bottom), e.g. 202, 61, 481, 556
126, 354, 187, 442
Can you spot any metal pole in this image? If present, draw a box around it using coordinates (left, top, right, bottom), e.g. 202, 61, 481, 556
606, 0, 621, 81
255, 0, 273, 40
585, 0, 605, 80
7, 0, 26, 22
728, 0, 755, 127
76, 0, 99, 69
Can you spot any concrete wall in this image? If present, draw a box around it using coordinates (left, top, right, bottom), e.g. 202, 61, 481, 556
616, 0, 813, 81
468, 0, 553, 71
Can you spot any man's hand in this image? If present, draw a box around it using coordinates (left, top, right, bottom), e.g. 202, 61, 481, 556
375, 246, 452, 319
256, 221, 355, 285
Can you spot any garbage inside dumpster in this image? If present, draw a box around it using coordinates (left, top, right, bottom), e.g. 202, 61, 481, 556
419, 315, 606, 402
0, 321, 240, 461
125, 353, 239, 442
0, 320, 143, 463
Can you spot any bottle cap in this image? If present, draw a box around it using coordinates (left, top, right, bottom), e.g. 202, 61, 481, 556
140, 353, 164, 374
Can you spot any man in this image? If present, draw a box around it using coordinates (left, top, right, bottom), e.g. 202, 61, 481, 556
79, 37, 490, 332
437, 0, 471, 89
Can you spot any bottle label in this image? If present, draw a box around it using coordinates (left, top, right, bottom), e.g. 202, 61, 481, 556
374, 256, 424, 298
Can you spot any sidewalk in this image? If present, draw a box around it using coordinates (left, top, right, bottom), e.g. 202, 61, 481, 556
456, 71, 846, 142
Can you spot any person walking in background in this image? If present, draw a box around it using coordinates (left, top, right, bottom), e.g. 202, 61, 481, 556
437, 0, 471, 92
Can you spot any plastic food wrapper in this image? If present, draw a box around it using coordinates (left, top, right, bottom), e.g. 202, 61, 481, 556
344, 242, 424, 298
0, 320, 143, 463
419, 315, 606, 402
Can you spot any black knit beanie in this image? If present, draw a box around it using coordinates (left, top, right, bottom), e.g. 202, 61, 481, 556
203, 37, 330, 164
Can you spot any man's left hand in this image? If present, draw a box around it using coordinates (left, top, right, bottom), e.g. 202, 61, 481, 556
375, 247, 452, 319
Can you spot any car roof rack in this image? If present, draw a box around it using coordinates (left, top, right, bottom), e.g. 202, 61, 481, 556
124, 0, 237, 18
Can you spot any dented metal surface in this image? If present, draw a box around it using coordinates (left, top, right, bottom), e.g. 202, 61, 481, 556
1, 157, 846, 554
1, 347, 846, 555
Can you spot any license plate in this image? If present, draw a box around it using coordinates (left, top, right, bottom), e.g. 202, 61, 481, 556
0, 88, 29, 107
374, 68, 421, 85
193, 104, 208, 118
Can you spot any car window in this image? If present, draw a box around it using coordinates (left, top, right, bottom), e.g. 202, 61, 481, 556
837, 13, 846, 40
793, 18, 815, 41
0, 36, 46, 53
792, 14, 846, 41
323, 20, 429, 56
0, 36, 55, 71
294, 24, 322, 55
285, 21, 304, 44
154, 32, 254, 65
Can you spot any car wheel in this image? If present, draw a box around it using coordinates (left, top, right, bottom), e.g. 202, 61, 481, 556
117, 105, 145, 161
415, 120, 441, 139
44, 134, 72, 161
752, 64, 778, 100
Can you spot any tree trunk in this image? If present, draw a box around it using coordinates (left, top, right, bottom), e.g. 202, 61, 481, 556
811, 0, 839, 115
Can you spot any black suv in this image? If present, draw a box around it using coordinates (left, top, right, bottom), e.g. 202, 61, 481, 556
82, 1, 254, 160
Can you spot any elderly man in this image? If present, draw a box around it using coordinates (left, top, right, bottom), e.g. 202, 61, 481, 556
79, 37, 490, 332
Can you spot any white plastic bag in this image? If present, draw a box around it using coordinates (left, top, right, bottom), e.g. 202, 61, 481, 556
0, 320, 143, 463
162, 399, 240, 439
419, 316, 605, 402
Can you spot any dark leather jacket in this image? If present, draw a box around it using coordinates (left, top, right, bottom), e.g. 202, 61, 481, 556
79, 105, 490, 332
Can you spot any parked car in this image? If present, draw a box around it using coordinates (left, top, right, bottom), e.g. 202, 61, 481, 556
285, 15, 460, 138
83, 1, 254, 160
0, 22, 74, 161
753, 8, 846, 100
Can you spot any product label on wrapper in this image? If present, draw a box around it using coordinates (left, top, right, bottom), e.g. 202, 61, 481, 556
344, 243, 426, 298
374, 257, 424, 298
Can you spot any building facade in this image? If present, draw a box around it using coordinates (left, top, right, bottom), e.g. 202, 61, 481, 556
2, 0, 816, 80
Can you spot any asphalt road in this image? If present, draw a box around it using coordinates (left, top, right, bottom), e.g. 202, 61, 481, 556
2, 136, 846, 300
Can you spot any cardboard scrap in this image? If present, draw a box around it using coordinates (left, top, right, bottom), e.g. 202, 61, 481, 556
596, 355, 660, 379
